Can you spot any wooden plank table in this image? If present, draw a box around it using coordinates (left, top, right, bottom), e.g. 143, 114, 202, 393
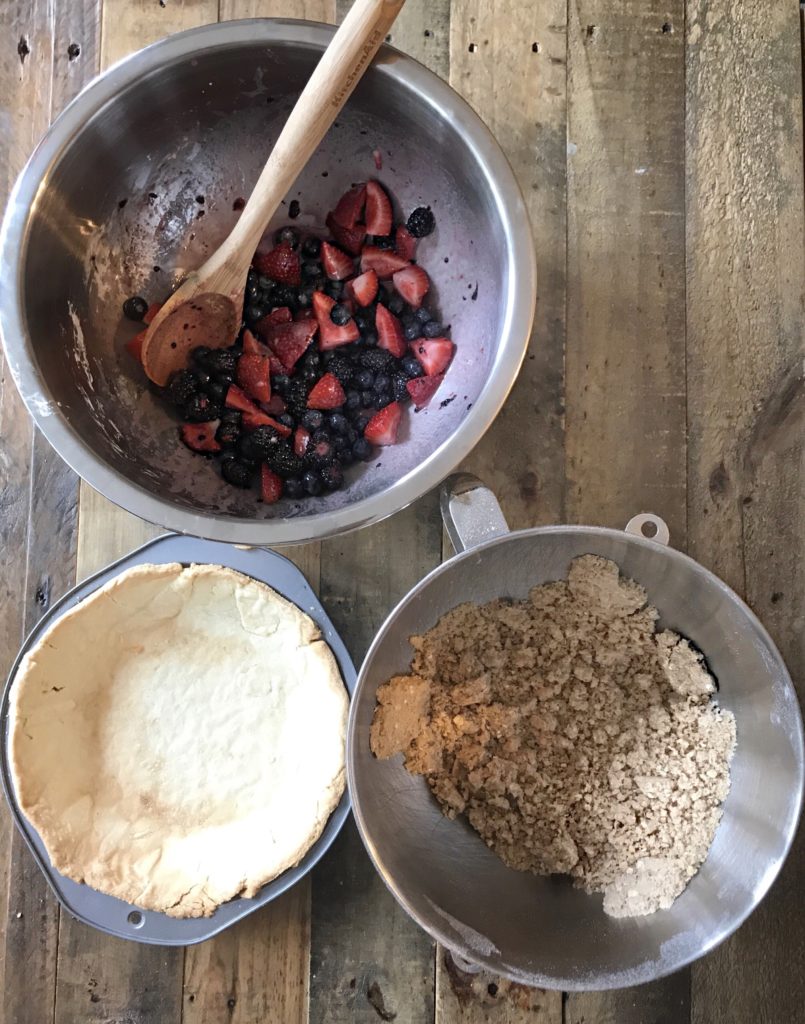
1, 1, 802, 1021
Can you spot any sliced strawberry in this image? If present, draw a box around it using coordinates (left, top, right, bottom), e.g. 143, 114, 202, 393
360, 246, 409, 279
375, 303, 406, 358
406, 373, 445, 409
412, 337, 455, 376
321, 241, 355, 281
253, 243, 301, 286
307, 372, 346, 410
293, 426, 311, 457
255, 307, 292, 337
312, 291, 360, 349
392, 265, 430, 308
365, 180, 393, 236
143, 302, 163, 325
364, 402, 402, 446
268, 355, 286, 376
237, 352, 271, 404
242, 328, 267, 355
326, 212, 366, 255
350, 269, 379, 306
395, 224, 417, 261
267, 320, 317, 371
180, 420, 221, 453
225, 386, 291, 436
331, 183, 366, 228
125, 328, 147, 363
260, 465, 283, 504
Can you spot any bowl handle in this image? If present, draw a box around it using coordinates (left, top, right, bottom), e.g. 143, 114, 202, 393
624, 513, 671, 546
440, 474, 511, 554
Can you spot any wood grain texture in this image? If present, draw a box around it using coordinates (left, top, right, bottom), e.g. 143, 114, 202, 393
563, 2, 690, 1022
310, 497, 443, 1024
686, 2, 805, 1021
340, 0, 451, 80
565, 0, 687, 543
99, 0, 218, 67
448, 0, 566, 531
437, 949, 559, 1024
221, 0, 334, 18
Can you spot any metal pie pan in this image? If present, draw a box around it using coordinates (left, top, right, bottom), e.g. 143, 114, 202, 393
0, 534, 356, 945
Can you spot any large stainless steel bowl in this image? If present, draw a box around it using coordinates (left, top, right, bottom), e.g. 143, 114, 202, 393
348, 476, 804, 990
0, 20, 535, 545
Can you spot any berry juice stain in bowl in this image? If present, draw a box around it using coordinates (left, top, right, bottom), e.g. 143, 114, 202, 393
122, 181, 452, 505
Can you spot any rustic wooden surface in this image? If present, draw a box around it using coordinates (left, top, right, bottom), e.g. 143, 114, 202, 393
1, 0, 803, 1021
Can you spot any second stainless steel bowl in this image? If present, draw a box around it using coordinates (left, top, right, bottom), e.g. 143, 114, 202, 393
0, 20, 535, 545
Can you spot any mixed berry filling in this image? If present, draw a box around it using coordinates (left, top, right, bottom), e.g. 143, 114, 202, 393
123, 182, 452, 504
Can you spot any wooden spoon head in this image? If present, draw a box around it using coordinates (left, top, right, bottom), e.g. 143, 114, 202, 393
142, 292, 242, 386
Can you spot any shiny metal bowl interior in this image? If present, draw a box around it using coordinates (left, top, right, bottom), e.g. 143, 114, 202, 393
0, 20, 534, 545
347, 481, 804, 990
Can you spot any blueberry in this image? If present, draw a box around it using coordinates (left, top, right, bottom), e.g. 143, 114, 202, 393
245, 281, 260, 303
415, 306, 432, 324
328, 412, 349, 434
355, 313, 372, 332
353, 414, 371, 434
363, 330, 378, 347
325, 280, 343, 300
168, 369, 199, 406
375, 390, 392, 407
330, 303, 351, 326
284, 477, 304, 499
302, 409, 324, 431
346, 426, 358, 444
402, 355, 424, 378
388, 293, 405, 316
275, 285, 297, 307
297, 290, 311, 308
404, 321, 422, 341
247, 269, 259, 290
422, 320, 444, 338
191, 345, 211, 366
275, 226, 299, 249
221, 408, 242, 425
215, 421, 240, 448
321, 463, 343, 491
373, 374, 391, 393
355, 369, 374, 390
353, 437, 373, 461
361, 390, 375, 408
371, 234, 395, 250
277, 413, 295, 429
340, 447, 356, 466
407, 206, 435, 238
245, 304, 265, 324
273, 374, 290, 394
258, 274, 275, 292
122, 295, 148, 321
345, 390, 361, 411
207, 381, 227, 402
302, 236, 321, 258
221, 457, 254, 488
302, 470, 323, 496
333, 434, 350, 452
302, 260, 321, 280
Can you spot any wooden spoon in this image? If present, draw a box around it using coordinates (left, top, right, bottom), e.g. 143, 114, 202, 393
142, 0, 406, 386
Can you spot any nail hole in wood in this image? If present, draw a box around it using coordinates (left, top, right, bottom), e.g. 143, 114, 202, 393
67, 42, 80, 60
18, 36, 30, 63
385, 34, 391, 42
487, 983, 498, 996
586, 24, 598, 41
662, 21, 673, 33
227, 997, 236, 1009
424, 29, 432, 37
468, 42, 477, 53
532, 41, 541, 53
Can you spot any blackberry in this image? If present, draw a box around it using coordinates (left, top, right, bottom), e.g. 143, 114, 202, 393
422, 320, 444, 338
183, 393, 219, 422
206, 380, 227, 402
191, 345, 211, 366
302, 470, 323, 496
168, 369, 199, 406
275, 284, 298, 307
238, 426, 284, 462
327, 355, 354, 385
325, 280, 343, 300
285, 378, 310, 417
375, 390, 392, 407
402, 355, 424, 379
301, 409, 324, 431
391, 371, 410, 402
388, 293, 405, 316
221, 457, 254, 488
273, 374, 290, 395
284, 477, 304, 499
353, 437, 373, 461
359, 348, 394, 372
306, 435, 336, 468
215, 420, 240, 448
221, 410, 241, 427
406, 206, 435, 238
363, 330, 378, 347
404, 321, 422, 341
330, 303, 351, 326
321, 463, 344, 491
206, 350, 237, 377
275, 226, 299, 249
302, 236, 321, 258
264, 443, 303, 479
415, 306, 432, 324
123, 295, 148, 321
355, 312, 374, 333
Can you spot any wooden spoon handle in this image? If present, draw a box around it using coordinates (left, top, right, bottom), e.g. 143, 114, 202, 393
218, 0, 406, 268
